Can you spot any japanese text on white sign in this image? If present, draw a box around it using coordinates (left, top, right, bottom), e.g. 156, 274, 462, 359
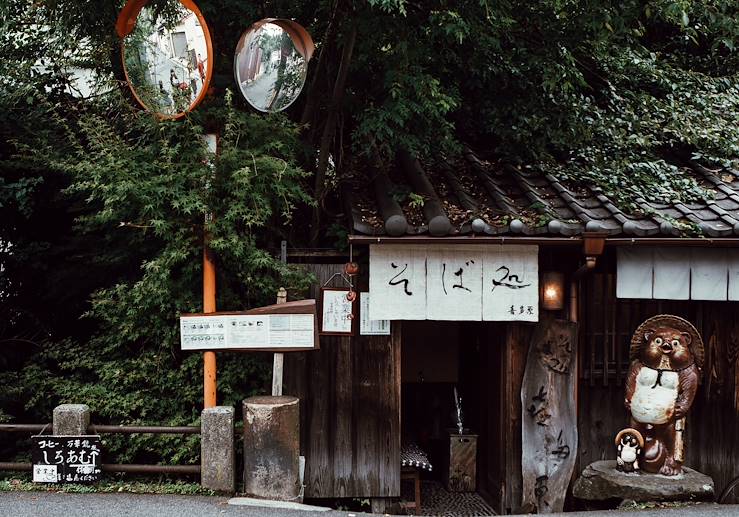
369, 244, 539, 321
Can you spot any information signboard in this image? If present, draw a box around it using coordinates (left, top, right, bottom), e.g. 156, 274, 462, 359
32, 435, 102, 483
180, 299, 318, 351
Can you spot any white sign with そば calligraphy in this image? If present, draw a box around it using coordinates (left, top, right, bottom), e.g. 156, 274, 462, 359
369, 244, 538, 322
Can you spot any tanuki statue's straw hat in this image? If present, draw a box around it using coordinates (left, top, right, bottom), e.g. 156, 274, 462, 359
629, 314, 704, 371
615, 427, 645, 449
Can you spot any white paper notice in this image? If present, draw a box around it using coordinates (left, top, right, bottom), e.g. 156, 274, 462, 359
33, 464, 58, 483
228, 315, 269, 347
180, 313, 315, 350
321, 290, 354, 333
369, 244, 427, 320
180, 316, 227, 349
482, 245, 539, 322
269, 314, 315, 347
360, 292, 390, 335
426, 246, 483, 320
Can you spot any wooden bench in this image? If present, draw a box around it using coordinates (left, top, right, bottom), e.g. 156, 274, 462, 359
400, 467, 422, 515
400, 443, 432, 515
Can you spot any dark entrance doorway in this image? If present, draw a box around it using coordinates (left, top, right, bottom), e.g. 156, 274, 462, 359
401, 321, 507, 514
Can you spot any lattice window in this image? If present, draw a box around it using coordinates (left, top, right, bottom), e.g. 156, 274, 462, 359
580, 273, 696, 386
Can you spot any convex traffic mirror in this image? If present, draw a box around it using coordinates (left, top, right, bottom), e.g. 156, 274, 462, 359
117, 0, 213, 119
234, 19, 314, 113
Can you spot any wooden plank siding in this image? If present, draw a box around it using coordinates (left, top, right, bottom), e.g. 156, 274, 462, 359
503, 323, 533, 513
283, 263, 401, 498
577, 270, 739, 503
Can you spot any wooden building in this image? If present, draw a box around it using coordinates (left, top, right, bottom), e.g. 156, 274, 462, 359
284, 152, 739, 513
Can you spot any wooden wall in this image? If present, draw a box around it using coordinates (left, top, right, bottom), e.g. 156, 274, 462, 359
283, 263, 401, 498
577, 270, 739, 502
470, 322, 532, 515
280, 263, 538, 509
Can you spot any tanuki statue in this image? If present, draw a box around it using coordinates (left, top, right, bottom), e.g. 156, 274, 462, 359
624, 315, 703, 476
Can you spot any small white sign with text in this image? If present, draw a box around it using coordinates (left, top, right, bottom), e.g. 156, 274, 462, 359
359, 292, 391, 335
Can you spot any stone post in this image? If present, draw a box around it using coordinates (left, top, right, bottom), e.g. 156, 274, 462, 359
243, 396, 300, 501
201, 406, 235, 492
53, 404, 90, 435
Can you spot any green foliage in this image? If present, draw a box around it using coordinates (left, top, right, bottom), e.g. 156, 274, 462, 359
408, 192, 425, 209
3, 0, 739, 469
0, 0, 314, 466
325, 222, 349, 252
0, 478, 215, 495
343, 0, 739, 211
1, 87, 313, 460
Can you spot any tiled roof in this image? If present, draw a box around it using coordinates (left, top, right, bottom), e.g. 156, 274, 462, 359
346, 150, 739, 238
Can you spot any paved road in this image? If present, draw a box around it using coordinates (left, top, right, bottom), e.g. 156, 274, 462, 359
554, 505, 739, 517
2, 492, 739, 516
0, 492, 360, 517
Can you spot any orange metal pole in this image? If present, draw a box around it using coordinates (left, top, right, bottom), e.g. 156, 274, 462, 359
203, 244, 217, 408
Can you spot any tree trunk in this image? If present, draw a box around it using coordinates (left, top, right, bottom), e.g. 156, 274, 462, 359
309, 23, 357, 245
300, 0, 342, 130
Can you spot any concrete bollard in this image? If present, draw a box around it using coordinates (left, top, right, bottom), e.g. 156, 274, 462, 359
201, 406, 235, 492
243, 396, 300, 501
53, 404, 90, 435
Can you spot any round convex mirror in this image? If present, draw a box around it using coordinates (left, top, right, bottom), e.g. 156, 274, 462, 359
117, 0, 213, 118
234, 19, 314, 113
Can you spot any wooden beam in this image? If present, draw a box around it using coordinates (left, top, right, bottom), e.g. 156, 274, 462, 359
503, 324, 530, 513
349, 234, 739, 247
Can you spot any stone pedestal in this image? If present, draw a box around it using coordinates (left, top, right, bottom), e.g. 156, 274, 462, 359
201, 406, 235, 492
573, 460, 714, 503
53, 404, 90, 435
243, 396, 300, 501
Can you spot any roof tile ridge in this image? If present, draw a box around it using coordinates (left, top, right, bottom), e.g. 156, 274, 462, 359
462, 148, 521, 217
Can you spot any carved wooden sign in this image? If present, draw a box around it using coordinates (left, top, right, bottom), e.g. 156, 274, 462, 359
369, 244, 539, 321
521, 319, 578, 513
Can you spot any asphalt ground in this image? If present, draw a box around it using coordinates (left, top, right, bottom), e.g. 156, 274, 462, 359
1, 492, 739, 517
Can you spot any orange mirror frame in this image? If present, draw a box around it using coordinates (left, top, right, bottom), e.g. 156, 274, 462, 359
242, 18, 315, 61
116, 0, 214, 120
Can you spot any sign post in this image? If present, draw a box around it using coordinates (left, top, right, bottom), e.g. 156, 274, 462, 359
272, 287, 288, 396
202, 134, 218, 409
32, 435, 103, 484
203, 245, 217, 408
